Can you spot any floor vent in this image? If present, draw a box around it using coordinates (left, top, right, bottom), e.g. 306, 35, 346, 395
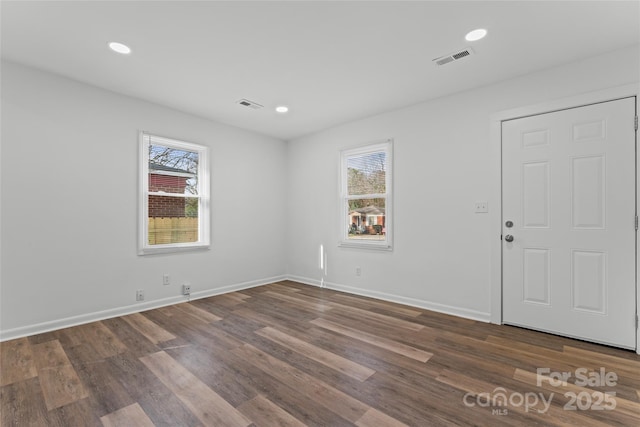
237, 99, 264, 109
433, 47, 475, 66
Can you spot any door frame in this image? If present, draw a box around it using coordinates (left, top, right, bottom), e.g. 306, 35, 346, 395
489, 83, 640, 353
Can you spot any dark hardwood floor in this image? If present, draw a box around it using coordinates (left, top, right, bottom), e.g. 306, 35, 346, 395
1, 280, 639, 426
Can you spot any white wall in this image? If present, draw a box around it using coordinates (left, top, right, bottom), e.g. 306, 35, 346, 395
2, 45, 639, 339
286, 45, 640, 321
0, 61, 288, 339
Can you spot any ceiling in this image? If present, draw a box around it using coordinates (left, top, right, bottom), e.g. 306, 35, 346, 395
2, 1, 639, 141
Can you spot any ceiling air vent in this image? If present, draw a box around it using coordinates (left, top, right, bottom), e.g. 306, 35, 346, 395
433, 47, 475, 66
237, 99, 264, 110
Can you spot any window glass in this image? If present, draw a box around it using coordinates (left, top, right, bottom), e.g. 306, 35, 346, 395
341, 141, 392, 250
140, 133, 209, 254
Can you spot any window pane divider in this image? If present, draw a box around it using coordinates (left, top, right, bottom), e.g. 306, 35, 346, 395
345, 193, 386, 199
147, 192, 201, 198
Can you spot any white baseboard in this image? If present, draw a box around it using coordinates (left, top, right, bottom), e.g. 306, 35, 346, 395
286, 275, 322, 287
0, 275, 286, 342
1, 274, 490, 341
287, 275, 491, 322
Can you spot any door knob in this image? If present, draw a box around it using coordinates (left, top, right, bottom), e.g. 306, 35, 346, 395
505, 234, 514, 242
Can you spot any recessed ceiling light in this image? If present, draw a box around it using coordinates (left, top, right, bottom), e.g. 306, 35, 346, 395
465, 29, 487, 42
275, 106, 289, 114
108, 42, 131, 54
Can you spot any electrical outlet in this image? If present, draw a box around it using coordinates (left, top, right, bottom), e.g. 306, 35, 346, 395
474, 201, 489, 213
136, 289, 145, 301
356, 267, 361, 277
182, 284, 191, 295
163, 274, 170, 286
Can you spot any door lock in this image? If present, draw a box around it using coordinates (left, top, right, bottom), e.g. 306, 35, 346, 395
504, 234, 514, 242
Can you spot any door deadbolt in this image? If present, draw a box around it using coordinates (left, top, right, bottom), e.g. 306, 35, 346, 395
505, 220, 513, 228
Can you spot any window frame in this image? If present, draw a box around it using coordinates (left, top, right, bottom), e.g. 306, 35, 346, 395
138, 132, 210, 255
339, 139, 393, 251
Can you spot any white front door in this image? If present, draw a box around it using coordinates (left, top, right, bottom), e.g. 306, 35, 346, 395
502, 97, 637, 349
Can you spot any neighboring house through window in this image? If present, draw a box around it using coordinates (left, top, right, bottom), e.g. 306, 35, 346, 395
340, 139, 393, 250
139, 132, 210, 254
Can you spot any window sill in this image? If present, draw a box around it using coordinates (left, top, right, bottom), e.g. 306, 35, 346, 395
338, 241, 393, 251
138, 244, 210, 256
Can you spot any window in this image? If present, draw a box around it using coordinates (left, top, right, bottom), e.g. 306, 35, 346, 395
139, 132, 210, 254
340, 140, 392, 250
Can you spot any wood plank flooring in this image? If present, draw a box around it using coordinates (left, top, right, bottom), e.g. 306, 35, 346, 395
1, 280, 639, 426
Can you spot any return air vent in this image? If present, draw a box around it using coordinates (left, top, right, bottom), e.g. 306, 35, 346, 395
237, 99, 264, 110
433, 47, 475, 66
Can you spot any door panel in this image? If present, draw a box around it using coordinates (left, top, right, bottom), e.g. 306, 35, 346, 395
522, 161, 550, 227
523, 248, 551, 305
571, 155, 605, 229
502, 97, 636, 349
571, 249, 606, 313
